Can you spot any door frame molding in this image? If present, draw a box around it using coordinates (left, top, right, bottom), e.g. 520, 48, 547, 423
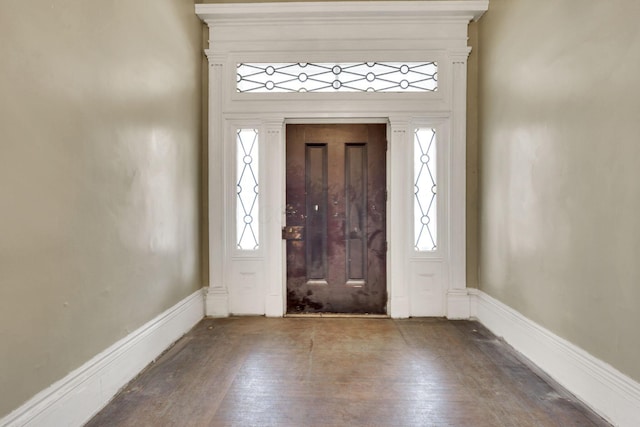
196, 1, 488, 319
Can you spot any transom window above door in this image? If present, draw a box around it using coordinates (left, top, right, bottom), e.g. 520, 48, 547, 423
236, 62, 438, 93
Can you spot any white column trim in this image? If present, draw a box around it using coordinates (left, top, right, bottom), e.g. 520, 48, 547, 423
264, 119, 286, 317
388, 118, 410, 318
446, 47, 472, 319
205, 49, 229, 317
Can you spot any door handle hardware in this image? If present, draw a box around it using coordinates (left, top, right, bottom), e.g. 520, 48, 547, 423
282, 226, 304, 240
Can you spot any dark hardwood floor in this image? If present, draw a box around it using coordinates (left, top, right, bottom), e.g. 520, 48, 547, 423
86, 317, 609, 427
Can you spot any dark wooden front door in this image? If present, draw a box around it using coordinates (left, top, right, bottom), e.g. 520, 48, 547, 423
285, 124, 387, 314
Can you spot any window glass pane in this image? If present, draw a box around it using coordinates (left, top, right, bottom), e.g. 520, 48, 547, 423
237, 62, 437, 93
236, 129, 259, 250
414, 128, 437, 251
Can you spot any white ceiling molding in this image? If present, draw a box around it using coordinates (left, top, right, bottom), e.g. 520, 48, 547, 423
196, 1, 489, 25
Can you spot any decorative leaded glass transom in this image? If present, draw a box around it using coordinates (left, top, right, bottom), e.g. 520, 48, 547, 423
237, 62, 437, 93
414, 128, 437, 251
236, 129, 259, 250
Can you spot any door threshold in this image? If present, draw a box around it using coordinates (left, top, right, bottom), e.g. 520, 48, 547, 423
285, 313, 389, 319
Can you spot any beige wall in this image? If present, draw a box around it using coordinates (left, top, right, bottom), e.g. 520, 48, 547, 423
0, 0, 203, 417
467, 21, 480, 287
478, 0, 640, 382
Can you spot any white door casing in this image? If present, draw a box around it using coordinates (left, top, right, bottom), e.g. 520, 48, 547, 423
196, 1, 488, 319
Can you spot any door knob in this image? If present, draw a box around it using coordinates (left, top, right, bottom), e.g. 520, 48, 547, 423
282, 226, 304, 240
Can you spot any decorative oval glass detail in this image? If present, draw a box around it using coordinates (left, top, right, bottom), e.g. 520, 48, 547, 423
236, 62, 438, 93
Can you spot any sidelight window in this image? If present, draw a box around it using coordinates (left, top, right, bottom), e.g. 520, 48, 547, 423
236, 129, 259, 250
414, 128, 437, 251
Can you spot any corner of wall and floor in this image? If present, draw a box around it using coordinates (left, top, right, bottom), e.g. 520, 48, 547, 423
469, 290, 640, 427
0, 291, 205, 427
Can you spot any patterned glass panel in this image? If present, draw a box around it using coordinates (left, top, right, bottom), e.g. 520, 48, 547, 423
237, 62, 437, 93
237, 129, 259, 250
414, 128, 437, 251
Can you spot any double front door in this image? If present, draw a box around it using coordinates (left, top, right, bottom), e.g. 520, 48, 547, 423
285, 124, 387, 314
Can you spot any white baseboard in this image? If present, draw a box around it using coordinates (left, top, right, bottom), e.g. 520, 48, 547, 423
1, 289, 205, 427
389, 296, 410, 319
265, 294, 284, 317
204, 287, 229, 317
470, 289, 640, 427
446, 289, 470, 319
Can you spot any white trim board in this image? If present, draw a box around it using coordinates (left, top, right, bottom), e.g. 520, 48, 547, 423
195, 1, 488, 23
0, 289, 205, 427
470, 289, 640, 427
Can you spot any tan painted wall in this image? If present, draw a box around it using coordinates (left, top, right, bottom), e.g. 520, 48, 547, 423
478, 0, 640, 382
467, 21, 480, 287
0, 0, 203, 417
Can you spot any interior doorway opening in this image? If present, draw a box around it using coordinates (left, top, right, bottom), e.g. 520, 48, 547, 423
197, 1, 485, 319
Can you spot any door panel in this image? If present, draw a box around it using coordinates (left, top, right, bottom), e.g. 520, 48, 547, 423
285, 124, 387, 314
305, 144, 328, 282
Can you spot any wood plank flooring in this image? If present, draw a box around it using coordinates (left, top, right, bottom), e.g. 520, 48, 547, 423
85, 317, 610, 427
